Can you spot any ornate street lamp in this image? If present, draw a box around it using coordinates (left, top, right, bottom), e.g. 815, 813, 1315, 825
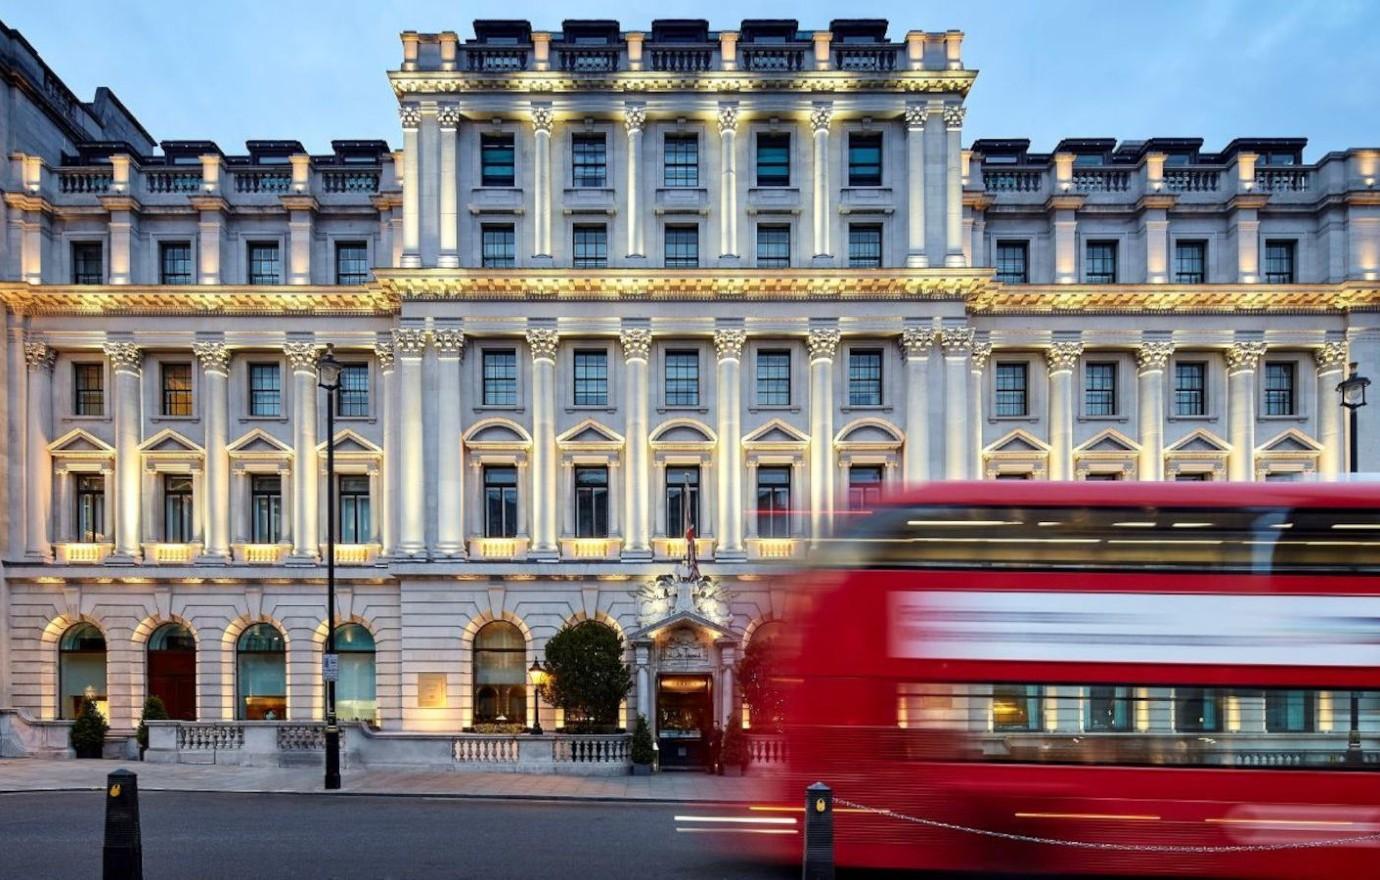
317, 345, 344, 790
1336, 363, 1370, 763
528, 659, 550, 735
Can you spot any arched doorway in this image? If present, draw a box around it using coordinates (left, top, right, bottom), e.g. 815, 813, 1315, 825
236, 623, 286, 720
59, 623, 107, 720
147, 623, 197, 720
334, 623, 377, 724
473, 621, 526, 728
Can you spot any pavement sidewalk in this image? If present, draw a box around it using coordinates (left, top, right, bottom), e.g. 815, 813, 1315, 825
0, 758, 764, 804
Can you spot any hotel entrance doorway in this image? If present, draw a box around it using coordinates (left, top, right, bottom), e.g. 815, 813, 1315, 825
657, 674, 711, 769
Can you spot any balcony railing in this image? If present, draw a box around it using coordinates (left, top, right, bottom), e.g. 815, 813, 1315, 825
834, 45, 899, 72
1255, 168, 1311, 193
742, 45, 808, 72
1163, 168, 1220, 192
144, 170, 202, 194
555, 46, 621, 74
984, 169, 1044, 193
464, 46, 529, 73
58, 168, 112, 194
233, 168, 292, 194
1073, 168, 1131, 193
321, 169, 380, 193
647, 45, 715, 72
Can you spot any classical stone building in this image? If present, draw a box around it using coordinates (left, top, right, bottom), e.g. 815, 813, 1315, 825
0, 18, 1377, 759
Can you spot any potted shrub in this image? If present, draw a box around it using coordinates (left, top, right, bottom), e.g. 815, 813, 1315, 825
135, 695, 169, 759
630, 714, 655, 776
70, 696, 109, 760
720, 719, 749, 776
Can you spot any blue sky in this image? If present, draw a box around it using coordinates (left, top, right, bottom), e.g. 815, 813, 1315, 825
6, 0, 1376, 157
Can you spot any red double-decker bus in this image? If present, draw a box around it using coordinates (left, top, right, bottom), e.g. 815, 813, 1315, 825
769, 481, 1380, 877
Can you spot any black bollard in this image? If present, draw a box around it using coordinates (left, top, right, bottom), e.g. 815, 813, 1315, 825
802, 781, 835, 880
103, 768, 143, 880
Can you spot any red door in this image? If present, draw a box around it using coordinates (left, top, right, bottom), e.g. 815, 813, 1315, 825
147, 648, 196, 720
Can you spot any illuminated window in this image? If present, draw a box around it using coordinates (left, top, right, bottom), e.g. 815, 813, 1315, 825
483, 466, 518, 538
337, 475, 371, 543
162, 474, 193, 543
665, 465, 701, 536
236, 623, 285, 720
663, 134, 698, 187
161, 363, 192, 416
1264, 361, 1296, 416
992, 684, 1042, 731
1174, 361, 1207, 416
756, 467, 791, 538
248, 363, 281, 417
59, 623, 106, 721
75, 474, 105, 542
474, 621, 526, 726
73, 363, 104, 416
1084, 361, 1117, 416
250, 474, 282, 544
847, 132, 882, 186
334, 624, 377, 724
574, 466, 609, 538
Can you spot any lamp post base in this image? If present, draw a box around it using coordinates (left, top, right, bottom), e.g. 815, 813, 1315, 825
325, 725, 341, 789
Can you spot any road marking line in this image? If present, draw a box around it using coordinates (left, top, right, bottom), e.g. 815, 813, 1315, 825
674, 815, 796, 825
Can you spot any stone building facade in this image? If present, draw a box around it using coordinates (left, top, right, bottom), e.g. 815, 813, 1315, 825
0, 18, 1377, 751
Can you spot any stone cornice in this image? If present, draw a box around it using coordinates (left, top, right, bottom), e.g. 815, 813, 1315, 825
967, 282, 1380, 315
388, 69, 978, 97
0, 284, 398, 317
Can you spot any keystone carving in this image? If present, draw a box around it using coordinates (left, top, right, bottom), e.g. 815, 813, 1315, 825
713, 329, 747, 361
1045, 341, 1085, 373
103, 341, 142, 373
192, 341, 231, 375
898, 327, 935, 359
806, 328, 841, 362
620, 328, 652, 362
1135, 341, 1176, 373
526, 328, 559, 361
1225, 341, 1269, 372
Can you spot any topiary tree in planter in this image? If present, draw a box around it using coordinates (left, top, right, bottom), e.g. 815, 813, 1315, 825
544, 621, 632, 734
136, 695, 169, 756
737, 635, 786, 733
720, 717, 749, 775
630, 713, 655, 775
70, 696, 109, 759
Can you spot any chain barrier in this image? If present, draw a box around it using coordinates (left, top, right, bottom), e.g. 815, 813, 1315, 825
833, 798, 1380, 854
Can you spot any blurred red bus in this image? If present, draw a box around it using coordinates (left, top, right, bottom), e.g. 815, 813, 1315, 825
769, 481, 1380, 877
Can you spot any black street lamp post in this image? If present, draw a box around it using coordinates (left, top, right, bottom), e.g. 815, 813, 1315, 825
1337, 362, 1370, 764
528, 659, 550, 735
318, 345, 344, 790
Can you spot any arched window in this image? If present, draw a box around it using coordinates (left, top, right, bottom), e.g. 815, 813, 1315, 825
236, 623, 286, 720
59, 623, 106, 721
741, 621, 785, 731
333, 623, 377, 724
147, 622, 197, 721
473, 621, 526, 727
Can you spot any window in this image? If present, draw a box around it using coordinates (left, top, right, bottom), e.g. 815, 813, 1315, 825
473, 621, 526, 726
1174, 361, 1207, 416
847, 224, 882, 268
481, 225, 516, 268
995, 362, 1029, 417
482, 349, 518, 406
1084, 362, 1118, 417
73, 363, 104, 416
573, 349, 608, 406
756, 467, 791, 538
574, 466, 610, 538
664, 349, 700, 407
1086, 686, 1132, 732
248, 363, 281, 417
995, 473, 1032, 480
163, 474, 194, 543
159, 242, 192, 285
236, 623, 285, 721
847, 465, 884, 511
847, 132, 882, 186
992, 685, 1042, 731
1085, 241, 1117, 284
665, 465, 701, 536
147, 622, 196, 721
336, 363, 369, 417
161, 363, 192, 416
1265, 690, 1315, 733
59, 623, 106, 721
1085, 472, 1122, 481
1175, 472, 1210, 481
664, 225, 699, 268
335, 241, 368, 285
572, 134, 608, 188
663, 134, 698, 187
338, 474, 371, 544
756, 350, 791, 406
480, 133, 516, 187
250, 474, 282, 544
1174, 240, 1206, 284
75, 474, 105, 542
1264, 240, 1296, 284
334, 624, 377, 724
848, 349, 883, 407
572, 224, 608, 269
483, 466, 519, 538
71, 242, 103, 285
756, 225, 790, 268
756, 133, 791, 187
247, 242, 281, 285
1174, 688, 1223, 732
995, 241, 1029, 284
1264, 361, 1296, 416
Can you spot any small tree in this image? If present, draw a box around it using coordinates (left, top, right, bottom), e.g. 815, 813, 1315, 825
737, 635, 786, 733
721, 717, 749, 771
544, 621, 632, 733
630, 714, 655, 766
69, 696, 109, 758
136, 695, 170, 751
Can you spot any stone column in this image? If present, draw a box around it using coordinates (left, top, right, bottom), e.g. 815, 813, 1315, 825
1226, 341, 1268, 481
1135, 341, 1175, 481
103, 341, 142, 562
531, 104, 554, 262
376, 337, 397, 556
904, 104, 929, 268
433, 327, 465, 556
807, 327, 841, 543
24, 339, 55, 560
810, 103, 833, 263
394, 327, 428, 558
720, 645, 736, 727
437, 104, 461, 269
284, 341, 320, 563
714, 329, 747, 559
1045, 340, 1083, 480
527, 328, 560, 559
940, 326, 974, 479
899, 327, 935, 483
624, 104, 646, 260
1314, 341, 1348, 479
620, 328, 652, 559
193, 341, 231, 562
635, 644, 651, 720
399, 104, 422, 268
7, 322, 26, 557
969, 340, 992, 479
717, 103, 739, 260
943, 105, 967, 268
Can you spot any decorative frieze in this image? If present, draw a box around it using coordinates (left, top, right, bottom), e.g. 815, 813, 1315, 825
713, 329, 747, 361
939, 325, 974, 357
1313, 340, 1348, 372
192, 341, 231, 375
282, 341, 321, 372
898, 327, 935, 359
806, 328, 841, 362
619, 328, 652, 362
1135, 341, 1176, 373
1225, 341, 1269, 372
1044, 340, 1085, 373
526, 328, 559, 361
102, 341, 141, 373
392, 327, 428, 356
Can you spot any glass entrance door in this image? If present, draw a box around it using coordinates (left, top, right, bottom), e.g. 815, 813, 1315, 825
657, 674, 712, 769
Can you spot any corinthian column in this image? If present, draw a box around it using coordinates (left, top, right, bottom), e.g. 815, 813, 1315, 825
399, 104, 422, 268
718, 103, 739, 260
527, 328, 559, 559
437, 104, 461, 268
714, 329, 747, 559
1045, 340, 1084, 480
193, 340, 231, 561
624, 104, 646, 260
284, 341, 320, 563
807, 327, 841, 543
1226, 341, 1268, 481
943, 105, 967, 268
1314, 341, 1347, 479
104, 341, 142, 563
24, 340, 55, 560
620, 327, 652, 559
810, 103, 833, 263
433, 327, 465, 556
899, 327, 935, 484
969, 340, 992, 479
1136, 341, 1175, 481
904, 104, 929, 268
940, 326, 974, 479
375, 337, 397, 556
531, 104, 553, 262
394, 327, 428, 558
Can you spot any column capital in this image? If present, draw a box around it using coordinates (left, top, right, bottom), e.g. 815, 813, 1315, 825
904, 102, 929, 130
530, 103, 553, 134
620, 327, 652, 362
398, 103, 422, 129
436, 103, 461, 129
623, 103, 646, 135
809, 102, 833, 134
192, 341, 231, 376
283, 340, 321, 372
898, 327, 935, 359
23, 339, 55, 372
1135, 340, 1176, 373
713, 329, 747, 361
103, 340, 142, 373
374, 336, 396, 372
1225, 340, 1268, 373
432, 327, 465, 357
1313, 340, 1348, 373
526, 327, 559, 361
1045, 340, 1084, 374
971, 341, 994, 371
943, 104, 966, 130
939, 325, 974, 357
806, 327, 841, 362
717, 102, 739, 134
392, 327, 428, 357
